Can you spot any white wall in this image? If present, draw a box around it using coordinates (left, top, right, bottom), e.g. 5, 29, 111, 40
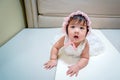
0, 0, 26, 46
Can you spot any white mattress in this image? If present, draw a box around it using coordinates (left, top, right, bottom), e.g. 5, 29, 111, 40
0, 28, 120, 80
101, 29, 120, 53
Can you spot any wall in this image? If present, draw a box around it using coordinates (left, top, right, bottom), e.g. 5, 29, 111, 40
0, 0, 26, 46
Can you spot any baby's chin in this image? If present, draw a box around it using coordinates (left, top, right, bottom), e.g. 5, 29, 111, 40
72, 40, 81, 44
72, 38, 85, 43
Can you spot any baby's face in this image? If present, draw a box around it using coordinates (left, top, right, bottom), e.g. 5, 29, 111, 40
68, 20, 87, 44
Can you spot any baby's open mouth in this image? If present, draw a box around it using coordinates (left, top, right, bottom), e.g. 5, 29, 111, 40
74, 35, 79, 39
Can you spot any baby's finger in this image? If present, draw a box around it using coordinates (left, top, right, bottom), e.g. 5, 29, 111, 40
45, 64, 51, 69
44, 63, 47, 65
48, 65, 55, 70
44, 65, 49, 69
48, 63, 56, 69
75, 72, 78, 77
69, 71, 76, 77
66, 69, 73, 75
44, 62, 49, 66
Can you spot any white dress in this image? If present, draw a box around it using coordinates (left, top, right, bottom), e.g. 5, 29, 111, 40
52, 30, 105, 57
58, 36, 86, 65
54, 36, 87, 80
54, 31, 105, 80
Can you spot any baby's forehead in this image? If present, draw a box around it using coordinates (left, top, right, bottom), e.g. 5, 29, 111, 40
69, 19, 87, 26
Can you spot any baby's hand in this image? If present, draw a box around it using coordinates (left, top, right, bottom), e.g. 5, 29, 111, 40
66, 64, 80, 77
44, 60, 57, 70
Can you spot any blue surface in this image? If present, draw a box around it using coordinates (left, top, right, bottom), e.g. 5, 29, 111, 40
0, 29, 59, 80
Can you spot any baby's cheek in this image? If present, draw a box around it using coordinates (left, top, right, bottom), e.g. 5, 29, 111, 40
80, 32, 86, 37
80, 34, 86, 40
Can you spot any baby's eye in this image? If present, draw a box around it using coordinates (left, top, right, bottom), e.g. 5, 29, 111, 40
70, 26, 75, 28
80, 27, 85, 29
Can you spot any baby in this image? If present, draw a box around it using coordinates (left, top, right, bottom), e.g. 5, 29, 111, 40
44, 11, 91, 77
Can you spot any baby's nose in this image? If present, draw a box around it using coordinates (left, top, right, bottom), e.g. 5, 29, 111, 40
74, 27, 79, 32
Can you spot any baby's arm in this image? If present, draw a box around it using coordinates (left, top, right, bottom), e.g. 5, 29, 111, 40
67, 40, 89, 77
44, 36, 65, 69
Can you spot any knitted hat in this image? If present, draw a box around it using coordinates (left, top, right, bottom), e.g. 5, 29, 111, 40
62, 10, 92, 35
